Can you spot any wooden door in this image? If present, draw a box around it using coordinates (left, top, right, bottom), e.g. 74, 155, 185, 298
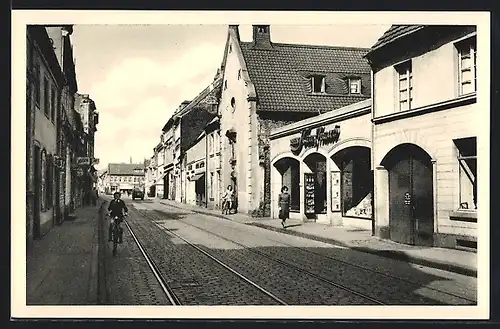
388, 150, 434, 246
389, 157, 414, 245
411, 156, 434, 246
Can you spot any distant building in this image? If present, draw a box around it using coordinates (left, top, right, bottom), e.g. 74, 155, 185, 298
365, 25, 478, 250
107, 163, 146, 195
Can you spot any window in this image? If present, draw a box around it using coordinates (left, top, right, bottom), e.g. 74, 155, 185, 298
40, 150, 46, 211
46, 155, 52, 210
51, 87, 56, 122
200, 161, 205, 168
310, 75, 326, 93
229, 44, 232, 53
396, 61, 413, 111
43, 77, 50, 117
224, 80, 227, 90
457, 37, 477, 95
257, 26, 268, 33
454, 137, 477, 210
349, 78, 361, 94
237, 69, 241, 80
34, 62, 40, 106
188, 164, 192, 171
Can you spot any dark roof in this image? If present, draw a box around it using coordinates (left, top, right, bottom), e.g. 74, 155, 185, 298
108, 163, 145, 176
240, 42, 371, 113
368, 25, 425, 54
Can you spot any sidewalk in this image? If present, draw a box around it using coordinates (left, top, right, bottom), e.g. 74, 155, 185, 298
157, 198, 477, 277
26, 201, 105, 305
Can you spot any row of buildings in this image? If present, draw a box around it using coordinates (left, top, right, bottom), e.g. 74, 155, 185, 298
144, 24, 478, 251
26, 25, 100, 245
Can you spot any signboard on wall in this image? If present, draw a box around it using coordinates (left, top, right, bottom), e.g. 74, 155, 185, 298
331, 171, 341, 212
76, 157, 91, 166
304, 173, 315, 215
290, 125, 340, 155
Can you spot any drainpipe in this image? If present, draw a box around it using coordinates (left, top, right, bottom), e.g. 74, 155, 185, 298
370, 64, 376, 236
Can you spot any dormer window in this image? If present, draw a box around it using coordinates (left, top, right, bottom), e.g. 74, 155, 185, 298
349, 78, 361, 94
310, 75, 326, 93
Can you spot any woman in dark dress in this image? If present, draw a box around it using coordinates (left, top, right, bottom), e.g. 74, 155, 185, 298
278, 185, 290, 228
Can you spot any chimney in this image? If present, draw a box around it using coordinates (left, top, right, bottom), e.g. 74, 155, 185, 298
228, 25, 240, 42
252, 25, 273, 49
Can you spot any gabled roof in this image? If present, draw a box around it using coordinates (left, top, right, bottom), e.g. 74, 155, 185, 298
239, 42, 371, 113
366, 25, 426, 55
108, 163, 145, 176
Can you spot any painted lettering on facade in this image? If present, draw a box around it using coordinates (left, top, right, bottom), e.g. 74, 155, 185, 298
290, 125, 340, 155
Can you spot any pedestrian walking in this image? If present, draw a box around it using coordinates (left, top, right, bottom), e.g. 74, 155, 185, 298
221, 185, 234, 215
278, 185, 290, 228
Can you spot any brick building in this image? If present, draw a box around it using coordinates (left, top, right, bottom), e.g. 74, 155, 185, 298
365, 25, 478, 250
217, 25, 372, 216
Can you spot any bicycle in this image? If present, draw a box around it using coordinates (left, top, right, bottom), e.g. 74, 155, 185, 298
107, 213, 127, 256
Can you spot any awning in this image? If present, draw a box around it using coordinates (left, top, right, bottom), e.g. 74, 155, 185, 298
188, 173, 205, 181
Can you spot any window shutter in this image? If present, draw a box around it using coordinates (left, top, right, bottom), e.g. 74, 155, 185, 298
321, 77, 326, 93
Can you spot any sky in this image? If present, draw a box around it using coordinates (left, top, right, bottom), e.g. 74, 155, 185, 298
70, 24, 390, 171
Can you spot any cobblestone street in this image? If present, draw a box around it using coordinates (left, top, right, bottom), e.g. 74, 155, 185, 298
100, 199, 477, 305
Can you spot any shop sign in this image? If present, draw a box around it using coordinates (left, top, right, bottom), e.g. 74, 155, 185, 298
290, 125, 340, 155
76, 157, 91, 166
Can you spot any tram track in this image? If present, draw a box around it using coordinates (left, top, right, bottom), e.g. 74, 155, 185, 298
138, 208, 386, 305
144, 205, 475, 305
124, 208, 287, 305
123, 219, 182, 305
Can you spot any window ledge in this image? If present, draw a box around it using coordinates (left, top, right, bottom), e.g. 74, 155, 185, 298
373, 93, 476, 124
449, 210, 477, 222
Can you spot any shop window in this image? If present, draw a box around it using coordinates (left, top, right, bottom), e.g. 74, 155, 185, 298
337, 147, 373, 219
349, 78, 361, 94
310, 75, 326, 93
456, 36, 477, 95
454, 137, 477, 210
395, 61, 413, 112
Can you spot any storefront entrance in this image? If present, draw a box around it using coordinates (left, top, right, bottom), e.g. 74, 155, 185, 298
304, 153, 327, 220
383, 143, 434, 246
273, 157, 300, 211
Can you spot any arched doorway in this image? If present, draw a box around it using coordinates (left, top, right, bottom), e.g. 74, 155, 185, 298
331, 146, 373, 219
381, 143, 434, 246
273, 157, 300, 211
303, 153, 327, 218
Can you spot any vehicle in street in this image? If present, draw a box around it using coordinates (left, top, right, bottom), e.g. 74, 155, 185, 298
132, 188, 144, 200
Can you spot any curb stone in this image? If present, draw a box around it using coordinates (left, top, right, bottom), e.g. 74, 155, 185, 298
158, 199, 477, 278
248, 222, 477, 278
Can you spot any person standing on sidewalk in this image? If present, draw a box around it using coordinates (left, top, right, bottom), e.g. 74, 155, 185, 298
221, 185, 234, 215
278, 185, 290, 228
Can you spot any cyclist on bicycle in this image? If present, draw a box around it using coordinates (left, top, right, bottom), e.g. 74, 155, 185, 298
107, 191, 128, 242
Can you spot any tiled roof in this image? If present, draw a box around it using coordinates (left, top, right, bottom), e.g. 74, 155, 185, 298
108, 163, 145, 176
368, 25, 425, 53
240, 42, 371, 113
